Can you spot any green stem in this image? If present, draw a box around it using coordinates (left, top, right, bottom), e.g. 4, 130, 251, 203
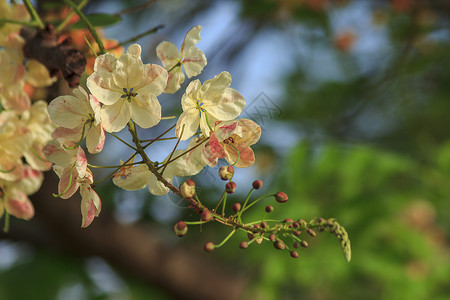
53, 166, 74, 198
157, 136, 209, 170
56, 0, 89, 32
0, 18, 38, 27
63, 0, 106, 54
92, 152, 139, 185
106, 25, 164, 53
239, 194, 274, 215
108, 132, 137, 151
143, 123, 176, 149
23, 0, 44, 29
214, 229, 236, 248
3, 211, 10, 233
88, 161, 143, 169
161, 124, 184, 176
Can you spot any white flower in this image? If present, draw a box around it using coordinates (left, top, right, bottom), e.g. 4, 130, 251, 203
87, 44, 168, 132
156, 25, 207, 93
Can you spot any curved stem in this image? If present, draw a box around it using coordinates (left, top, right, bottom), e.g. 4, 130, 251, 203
56, 0, 89, 32
23, 0, 44, 29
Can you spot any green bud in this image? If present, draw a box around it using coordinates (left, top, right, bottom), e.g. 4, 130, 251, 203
173, 221, 188, 237
204, 242, 215, 252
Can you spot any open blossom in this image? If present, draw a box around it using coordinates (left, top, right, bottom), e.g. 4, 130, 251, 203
87, 44, 168, 132
113, 137, 206, 195
48, 86, 105, 154
202, 119, 261, 168
156, 25, 207, 93
175, 71, 246, 141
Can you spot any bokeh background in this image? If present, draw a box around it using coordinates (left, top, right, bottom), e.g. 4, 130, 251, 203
1, 0, 450, 299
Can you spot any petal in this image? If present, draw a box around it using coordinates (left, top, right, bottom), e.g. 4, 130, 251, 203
180, 25, 202, 54
176, 110, 200, 141
201, 143, 218, 167
80, 184, 102, 228
199, 112, 218, 137
4, 189, 34, 220
15, 165, 43, 195
43, 140, 77, 167
205, 88, 246, 121
156, 41, 180, 70
130, 94, 161, 129
89, 94, 102, 126
112, 163, 150, 191
58, 167, 80, 199
137, 64, 168, 95
201, 71, 232, 101
51, 126, 83, 148
126, 44, 142, 58
225, 145, 255, 168
86, 124, 105, 154
214, 120, 238, 141
100, 100, 131, 132
147, 172, 170, 196
209, 133, 226, 158
26, 59, 57, 87
93, 52, 117, 73
182, 47, 207, 78
74, 146, 87, 179
86, 71, 123, 105
23, 142, 53, 171
113, 53, 145, 89
181, 80, 201, 111
233, 119, 261, 147
47, 94, 90, 128
164, 68, 185, 94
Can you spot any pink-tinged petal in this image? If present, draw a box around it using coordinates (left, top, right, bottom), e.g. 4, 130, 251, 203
58, 167, 80, 199
130, 94, 161, 129
233, 119, 261, 147
225, 145, 255, 168
113, 53, 145, 89
51, 126, 83, 148
176, 110, 200, 141
23, 143, 52, 172
5, 189, 34, 220
47, 94, 90, 128
86, 71, 122, 105
93, 53, 117, 73
126, 44, 142, 58
80, 184, 101, 228
180, 25, 202, 55
112, 164, 150, 191
182, 47, 207, 78
100, 100, 131, 132
1, 87, 30, 112
214, 121, 238, 141
0, 156, 23, 181
43, 140, 77, 167
75, 147, 87, 179
16, 165, 43, 195
209, 133, 226, 158
86, 124, 105, 154
201, 71, 232, 101
147, 172, 170, 196
137, 64, 168, 95
164, 68, 185, 94
201, 143, 218, 168
156, 41, 180, 70
206, 88, 246, 121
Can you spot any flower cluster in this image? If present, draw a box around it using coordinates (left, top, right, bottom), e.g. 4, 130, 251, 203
0, 1, 57, 227
42, 25, 261, 227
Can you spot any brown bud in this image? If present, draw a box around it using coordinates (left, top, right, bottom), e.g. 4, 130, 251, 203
283, 218, 294, 223
307, 228, 317, 237
204, 242, 215, 252
225, 181, 237, 194
219, 165, 234, 180
201, 210, 213, 222
275, 192, 288, 203
298, 219, 307, 227
265, 205, 274, 213
293, 221, 300, 228
294, 230, 301, 237
247, 232, 255, 241
273, 240, 285, 250
293, 242, 300, 248
290, 251, 299, 258
173, 221, 188, 237
252, 180, 263, 190
232, 203, 241, 212
269, 234, 276, 242
301, 240, 309, 248
261, 221, 268, 229
239, 241, 248, 249
179, 179, 196, 198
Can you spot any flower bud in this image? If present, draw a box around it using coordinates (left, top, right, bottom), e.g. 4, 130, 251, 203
293, 242, 300, 248
204, 242, 215, 252
179, 179, 195, 198
265, 205, 273, 213
261, 221, 268, 229
173, 221, 188, 237
273, 240, 285, 250
301, 240, 309, 248
239, 241, 248, 249
269, 234, 276, 242
201, 210, 213, 222
290, 251, 299, 258
252, 180, 263, 190
293, 230, 301, 237
225, 181, 236, 194
232, 202, 241, 212
219, 165, 234, 180
307, 228, 317, 237
283, 218, 294, 223
275, 192, 288, 203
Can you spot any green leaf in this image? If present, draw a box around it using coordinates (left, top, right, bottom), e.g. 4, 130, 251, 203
69, 13, 122, 29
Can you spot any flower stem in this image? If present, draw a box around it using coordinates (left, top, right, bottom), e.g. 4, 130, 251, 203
56, 0, 89, 32
214, 229, 236, 248
23, 0, 44, 29
2, 211, 10, 233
